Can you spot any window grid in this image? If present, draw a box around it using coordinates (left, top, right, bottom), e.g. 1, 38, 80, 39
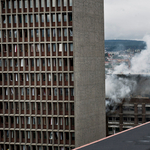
0, 0, 74, 149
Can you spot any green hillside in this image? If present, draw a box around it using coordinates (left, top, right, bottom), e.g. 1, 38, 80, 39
105, 40, 146, 51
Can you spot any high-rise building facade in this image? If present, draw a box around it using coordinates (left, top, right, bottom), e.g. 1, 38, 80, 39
0, 0, 105, 150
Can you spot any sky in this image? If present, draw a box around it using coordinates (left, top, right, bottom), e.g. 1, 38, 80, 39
104, 0, 150, 40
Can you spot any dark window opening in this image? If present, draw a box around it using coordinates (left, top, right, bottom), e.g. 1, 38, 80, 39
25, 30, 28, 38
0, 74, 2, 81
70, 59, 73, 66
64, 59, 67, 66
66, 133, 69, 140
19, 15, 22, 23
69, 13, 72, 22
2, 2, 5, 9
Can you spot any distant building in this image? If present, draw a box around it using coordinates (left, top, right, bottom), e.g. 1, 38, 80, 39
107, 98, 150, 136
106, 75, 150, 136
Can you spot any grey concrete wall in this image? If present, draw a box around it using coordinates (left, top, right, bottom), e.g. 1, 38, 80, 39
73, 0, 106, 147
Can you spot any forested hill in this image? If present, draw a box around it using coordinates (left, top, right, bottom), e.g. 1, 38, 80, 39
105, 40, 146, 51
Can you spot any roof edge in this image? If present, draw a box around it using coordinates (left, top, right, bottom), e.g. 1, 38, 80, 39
73, 121, 150, 150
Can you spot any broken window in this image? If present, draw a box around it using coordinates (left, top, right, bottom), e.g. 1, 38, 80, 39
48, 59, 51, 66
43, 74, 45, 81
39, 60, 43, 68
69, 13, 72, 22
48, 74, 51, 81
31, 74, 34, 81
54, 88, 57, 96
18, 15, 22, 23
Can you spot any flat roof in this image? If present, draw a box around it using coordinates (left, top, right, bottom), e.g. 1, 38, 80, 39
74, 122, 150, 150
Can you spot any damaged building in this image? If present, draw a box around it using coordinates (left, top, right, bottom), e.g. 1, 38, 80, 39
106, 74, 150, 136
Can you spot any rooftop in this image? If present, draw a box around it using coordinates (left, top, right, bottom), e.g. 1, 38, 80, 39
74, 121, 150, 150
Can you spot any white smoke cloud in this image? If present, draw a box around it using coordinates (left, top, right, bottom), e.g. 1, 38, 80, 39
106, 75, 137, 100
106, 35, 150, 111
113, 35, 150, 74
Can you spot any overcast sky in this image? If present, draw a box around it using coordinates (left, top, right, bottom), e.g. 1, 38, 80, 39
104, 0, 150, 40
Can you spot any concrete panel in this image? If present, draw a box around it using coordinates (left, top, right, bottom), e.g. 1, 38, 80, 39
73, 0, 106, 147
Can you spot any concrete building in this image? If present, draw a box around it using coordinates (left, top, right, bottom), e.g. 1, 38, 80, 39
107, 98, 150, 136
0, 0, 105, 150
106, 75, 150, 136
